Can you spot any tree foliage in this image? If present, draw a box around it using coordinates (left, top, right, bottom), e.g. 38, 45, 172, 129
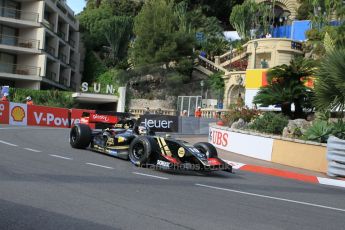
79, 1, 139, 68
229, 0, 272, 40
85, 0, 142, 15
79, 5, 113, 48
253, 58, 316, 118
206, 72, 225, 101
130, 0, 195, 66
176, 0, 244, 30
314, 48, 345, 113
297, 0, 345, 26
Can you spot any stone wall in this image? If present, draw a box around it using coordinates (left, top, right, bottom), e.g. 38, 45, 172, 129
129, 99, 175, 110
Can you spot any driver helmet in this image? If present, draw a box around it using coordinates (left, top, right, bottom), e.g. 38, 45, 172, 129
138, 125, 148, 135
26, 96, 32, 101
3, 93, 9, 97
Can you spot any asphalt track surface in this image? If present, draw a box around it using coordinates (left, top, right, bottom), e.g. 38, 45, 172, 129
0, 126, 345, 230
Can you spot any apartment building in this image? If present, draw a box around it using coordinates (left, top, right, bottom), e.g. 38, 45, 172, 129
0, 0, 81, 91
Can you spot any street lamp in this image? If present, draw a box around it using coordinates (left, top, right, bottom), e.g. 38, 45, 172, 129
200, 80, 204, 99
279, 17, 283, 37
229, 44, 233, 70
253, 41, 258, 69
317, 6, 322, 30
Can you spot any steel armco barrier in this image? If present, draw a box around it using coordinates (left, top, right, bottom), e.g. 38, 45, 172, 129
327, 136, 345, 177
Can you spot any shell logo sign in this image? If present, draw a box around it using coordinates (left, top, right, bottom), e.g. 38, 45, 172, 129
9, 103, 27, 126
11, 106, 25, 122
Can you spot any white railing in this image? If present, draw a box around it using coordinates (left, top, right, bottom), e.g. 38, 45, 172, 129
201, 109, 230, 118
197, 56, 228, 74
129, 108, 177, 118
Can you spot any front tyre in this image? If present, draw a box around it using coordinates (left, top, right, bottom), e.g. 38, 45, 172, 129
194, 142, 218, 158
129, 136, 152, 166
70, 124, 91, 149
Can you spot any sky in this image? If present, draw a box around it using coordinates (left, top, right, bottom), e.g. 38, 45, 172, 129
66, 0, 86, 14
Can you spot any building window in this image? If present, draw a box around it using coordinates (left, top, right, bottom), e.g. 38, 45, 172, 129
0, 52, 17, 73
0, 25, 18, 46
0, 0, 20, 19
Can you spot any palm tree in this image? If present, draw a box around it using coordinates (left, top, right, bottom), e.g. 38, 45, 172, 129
253, 57, 316, 118
314, 48, 345, 113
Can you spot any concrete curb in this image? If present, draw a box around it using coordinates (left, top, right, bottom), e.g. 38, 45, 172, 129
223, 160, 345, 189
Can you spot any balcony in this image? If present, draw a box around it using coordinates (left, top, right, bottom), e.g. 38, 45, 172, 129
68, 38, 75, 48
0, 7, 39, 22
0, 62, 40, 76
0, 34, 40, 50
57, 30, 65, 40
70, 81, 77, 90
59, 76, 68, 86
58, 52, 67, 64
46, 70, 57, 81
42, 19, 55, 31
57, 1, 67, 14
45, 45, 56, 57
69, 60, 76, 69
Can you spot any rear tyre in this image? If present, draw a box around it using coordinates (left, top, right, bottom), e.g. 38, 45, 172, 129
129, 136, 152, 166
70, 124, 92, 149
194, 142, 218, 158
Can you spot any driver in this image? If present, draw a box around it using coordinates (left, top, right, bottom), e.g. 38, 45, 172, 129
103, 118, 136, 138
138, 126, 148, 135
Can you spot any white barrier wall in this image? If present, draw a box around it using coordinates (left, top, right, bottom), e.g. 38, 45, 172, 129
209, 126, 274, 161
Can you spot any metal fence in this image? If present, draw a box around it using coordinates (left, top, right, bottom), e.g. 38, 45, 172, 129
0, 62, 41, 76
327, 136, 345, 177
178, 117, 217, 135
0, 34, 40, 49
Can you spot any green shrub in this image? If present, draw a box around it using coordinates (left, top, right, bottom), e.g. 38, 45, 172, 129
222, 107, 259, 126
249, 112, 289, 135
9, 88, 74, 108
331, 120, 345, 140
305, 29, 322, 41
303, 120, 345, 143
302, 120, 332, 143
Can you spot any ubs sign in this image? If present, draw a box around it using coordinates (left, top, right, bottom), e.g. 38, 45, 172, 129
139, 115, 179, 133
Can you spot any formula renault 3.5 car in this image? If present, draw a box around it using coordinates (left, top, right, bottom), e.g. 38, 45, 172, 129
69, 112, 232, 172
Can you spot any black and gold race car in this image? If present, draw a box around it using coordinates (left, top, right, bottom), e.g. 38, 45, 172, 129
69, 111, 232, 172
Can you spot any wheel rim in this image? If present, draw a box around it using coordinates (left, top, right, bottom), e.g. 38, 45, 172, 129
71, 128, 77, 143
132, 142, 145, 160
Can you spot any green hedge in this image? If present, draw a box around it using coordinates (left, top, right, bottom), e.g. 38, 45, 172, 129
9, 88, 75, 108
249, 112, 289, 135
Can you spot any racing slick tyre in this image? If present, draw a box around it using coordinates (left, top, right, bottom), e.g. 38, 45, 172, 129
70, 124, 92, 149
194, 142, 218, 158
129, 136, 153, 167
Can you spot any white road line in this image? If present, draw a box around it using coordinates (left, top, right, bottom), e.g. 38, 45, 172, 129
132, 172, 169, 180
195, 183, 345, 213
0, 140, 18, 147
24, 148, 41, 153
49, 154, 73, 160
86, 163, 114, 169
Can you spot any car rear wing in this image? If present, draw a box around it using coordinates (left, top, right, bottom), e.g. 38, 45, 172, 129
80, 110, 134, 129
